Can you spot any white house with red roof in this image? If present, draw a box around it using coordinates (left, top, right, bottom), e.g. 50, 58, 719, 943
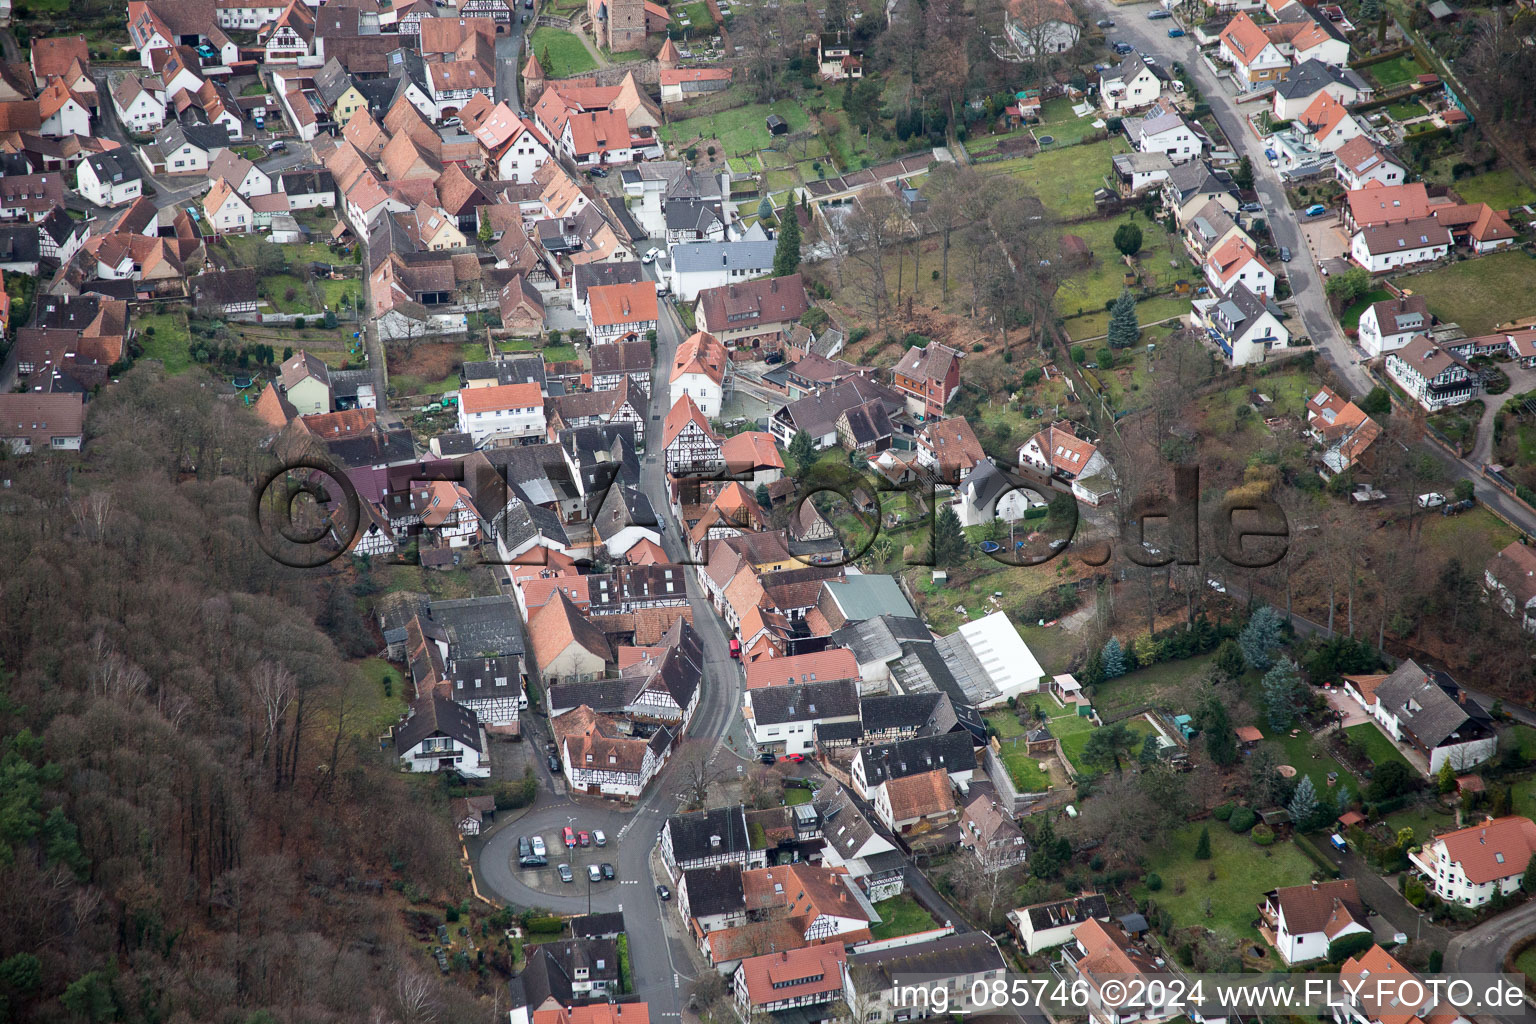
1018, 421, 1116, 505
1296, 91, 1365, 151
1204, 236, 1276, 297
1334, 136, 1406, 190
472, 101, 554, 183
586, 281, 659, 344
670, 329, 729, 417
1219, 13, 1290, 90
1408, 816, 1536, 906
732, 944, 847, 1021
457, 381, 546, 446
1332, 945, 1473, 1024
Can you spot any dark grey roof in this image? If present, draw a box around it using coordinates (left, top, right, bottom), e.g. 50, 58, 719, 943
0, 224, 42, 266
750, 678, 860, 726
666, 805, 751, 863
464, 355, 548, 389
849, 931, 1005, 980
1019, 893, 1109, 931
569, 912, 625, 939
192, 270, 258, 306
1374, 659, 1486, 749
157, 120, 231, 154
434, 431, 476, 456
812, 783, 896, 860
1165, 160, 1236, 203
1118, 912, 1149, 933
1274, 58, 1351, 99
816, 720, 864, 742
857, 730, 975, 786
280, 168, 336, 197
518, 939, 619, 1009
829, 614, 933, 667
426, 595, 525, 658
961, 459, 1013, 511
448, 655, 520, 698
313, 58, 356, 108
492, 493, 571, 553
665, 197, 724, 233
670, 240, 777, 274
353, 76, 403, 114
681, 864, 745, 918
325, 427, 417, 469
85, 148, 141, 184
839, 400, 892, 447
860, 693, 947, 734
394, 693, 481, 753
777, 377, 903, 438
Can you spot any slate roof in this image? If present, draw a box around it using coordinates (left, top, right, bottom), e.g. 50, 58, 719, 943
666, 805, 752, 863
394, 693, 481, 753
848, 931, 1005, 981
670, 240, 776, 274
829, 614, 933, 666
750, 678, 860, 726
859, 692, 947, 734
682, 864, 745, 918
1373, 659, 1487, 749
857, 731, 975, 786
568, 911, 626, 939
1017, 894, 1110, 931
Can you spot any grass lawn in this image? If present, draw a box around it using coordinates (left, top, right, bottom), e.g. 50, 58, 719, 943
1384, 99, 1425, 122
350, 658, 408, 738
1216, 368, 1316, 418
317, 277, 360, 312
134, 311, 192, 374
1503, 724, 1536, 760
659, 100, 811, 157
529, 28, 597, 78
998, 742, 1053, 792
1514, 778, 1536, 822
1393, 250, 1536, 337
981, 136, 1130, 220
1056, 216, 1195, 320
261, 273, 319, 314
1419, 507, 1517, 567
1135, 824, 1318, 941
1513, 945, 1536, 983
1451, 168, 1536, 210
1382, 802, 1456, 843
1366, 53, 1426, 88
1344, 723, 1413, 772
1063, 294, 1189, 343
1341, 288, 1393, 330
1260, 727, 1358, 801
869, 893, 939, 940
1091, 653, 1221, 717
784, 786, 813, 805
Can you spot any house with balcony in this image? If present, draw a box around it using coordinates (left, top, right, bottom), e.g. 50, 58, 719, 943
892, 340, 962, 420
1331, 945, 1473, 1024
1356, 294, 1429, 357
457, 381, 546, 446
1343, 658, 1496, 774
1061, 918, 1179, 1024
1219, 13, 1290, 91
1257, 880, 1369, 965
1406, 816, 1536, 907
1196, 283, 1290, 367
812, 784, 907, 900
1384, 334, 1475, 411
392, 693, 489, 777
1100, 54, 1169, 113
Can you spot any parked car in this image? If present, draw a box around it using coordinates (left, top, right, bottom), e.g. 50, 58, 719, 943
266, 140, 287, 153
578, 830, 591, 847
759, 750, 776, 765
1304, 203, 1327, 217
442, 117, 461, 128
593, 829, 607, 846
1207, 578, 1226, 593
558, 864, 574, 883
641, 247, 662, 264
1279, 246, 1292, 262
589, 167, 608, 178
1240, 202, 1263, 213
1417, 492, 1447, 508
548, 754, 561, 773
1167, 26, 1185, 35
1096, 16, 1114, 25
531, 836, 547, 858
1147, 9, 1172, 18
518, 836, 531, 861
563, 826, 576, 847
1112, 40, 1134, 53
779, 753, 805, 763
1441, 498, 1475, 515
587, 864, 602, 882
601, 863, 615, 880
656, 884, 671, 901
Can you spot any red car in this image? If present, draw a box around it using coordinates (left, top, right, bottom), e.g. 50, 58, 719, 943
562, 826, 576, 847
778, 753, 805, 763
578, 831, 591, 847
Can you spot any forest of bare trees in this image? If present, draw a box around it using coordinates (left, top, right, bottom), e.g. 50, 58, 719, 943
0, 368, 479, 1024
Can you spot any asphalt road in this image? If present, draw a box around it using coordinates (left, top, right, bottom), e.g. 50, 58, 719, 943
1447, 899, 1536, 1024
1089, 4, 1370, 396
472, 269, 752, 1019
496, 27, 529, 111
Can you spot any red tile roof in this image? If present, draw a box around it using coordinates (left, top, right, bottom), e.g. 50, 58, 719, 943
737, 944, 847, 1007
745, 648, 857, 690
1431, 815, 1536, 883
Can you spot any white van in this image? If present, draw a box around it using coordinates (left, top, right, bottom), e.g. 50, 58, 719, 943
1417, 492, 1446, 508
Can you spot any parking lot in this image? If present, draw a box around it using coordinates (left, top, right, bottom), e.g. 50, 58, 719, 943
515, 822, 631, 890
1297, 214, 1350, 267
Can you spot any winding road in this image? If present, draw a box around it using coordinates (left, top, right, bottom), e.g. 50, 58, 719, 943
470, 263, 753, 1019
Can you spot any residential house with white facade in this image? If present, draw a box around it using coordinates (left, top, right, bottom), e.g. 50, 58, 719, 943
670, 329, 728, 418
1384, 334, 1475, 411
1257, 880, 1370, 965
1007, 895, 1110, 955
1343, 658, 1496, 774
1407, 816, 1536, 907
1356, 294, 1429, 357
586, 280, 658, 344
393, 693, 489, 777
458, 381, 545, 446
76, 150, 143, 208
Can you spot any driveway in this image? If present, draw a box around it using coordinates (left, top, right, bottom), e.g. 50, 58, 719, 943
1297, 215, 1349, 265
1305, 834, 1451, 951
